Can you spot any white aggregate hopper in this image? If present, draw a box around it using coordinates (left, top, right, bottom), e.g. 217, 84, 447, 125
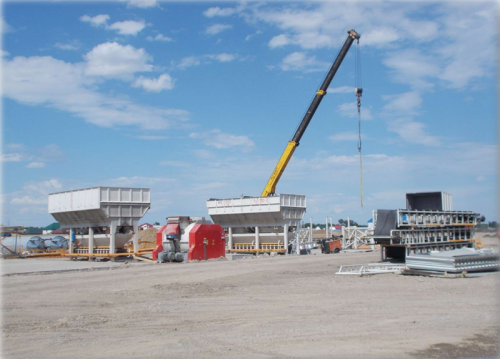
49, 187, 150, 228
48, 187, 150, 256
207, 194, 306, 227
207, 194, 306, 252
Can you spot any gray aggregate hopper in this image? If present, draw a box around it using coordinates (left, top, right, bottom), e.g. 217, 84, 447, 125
48, 187, 150, 259
207, 194, 306, 253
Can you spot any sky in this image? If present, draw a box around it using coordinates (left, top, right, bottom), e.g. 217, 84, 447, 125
1, 0, 498, 227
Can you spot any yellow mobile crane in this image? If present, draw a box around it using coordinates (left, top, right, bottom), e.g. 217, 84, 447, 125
261, 29, 361, 197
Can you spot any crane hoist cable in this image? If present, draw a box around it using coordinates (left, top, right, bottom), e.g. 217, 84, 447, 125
354, 39, 363, 208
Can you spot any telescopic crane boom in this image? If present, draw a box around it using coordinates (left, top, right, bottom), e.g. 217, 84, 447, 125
261, 29, 361, 197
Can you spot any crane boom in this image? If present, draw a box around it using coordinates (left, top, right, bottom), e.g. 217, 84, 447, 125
261, 29, 360, 197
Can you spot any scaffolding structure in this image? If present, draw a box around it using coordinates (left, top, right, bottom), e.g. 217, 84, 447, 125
341, 226, 374, 250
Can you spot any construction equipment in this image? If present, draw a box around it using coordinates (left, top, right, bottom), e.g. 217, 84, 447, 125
372, 192, 483, 260
153, 216, 226, 262
207, 194, 306, 254
48, 186, 151, 260
261, 29, 361, 197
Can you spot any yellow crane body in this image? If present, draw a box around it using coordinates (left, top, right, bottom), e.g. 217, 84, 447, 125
261, 141, 297, 197
260, 29, 360, 197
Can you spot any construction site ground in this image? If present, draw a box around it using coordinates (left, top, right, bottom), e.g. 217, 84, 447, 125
2, 235, 499, 359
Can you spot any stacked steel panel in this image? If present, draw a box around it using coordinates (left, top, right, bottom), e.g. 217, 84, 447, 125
406, 248, 499, 273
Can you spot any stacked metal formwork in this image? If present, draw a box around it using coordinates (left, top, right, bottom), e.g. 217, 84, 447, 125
372, 192, 479, 259
374, 208, 478, 259
406, 248, 499, 273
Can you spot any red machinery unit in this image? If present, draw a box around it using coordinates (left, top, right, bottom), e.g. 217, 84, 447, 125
154, 217, 225, 262
188, 224, 226, 261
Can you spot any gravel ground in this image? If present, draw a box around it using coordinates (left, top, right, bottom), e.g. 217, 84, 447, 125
1, 236, 499, 359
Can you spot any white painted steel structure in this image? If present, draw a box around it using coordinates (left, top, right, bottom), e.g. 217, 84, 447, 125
48, 187, 150, 257
336, 263, 406, 275
207, 194, 306, 253
341, 226, 374, 250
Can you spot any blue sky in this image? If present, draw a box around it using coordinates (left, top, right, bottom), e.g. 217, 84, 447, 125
1, 0, 497, 227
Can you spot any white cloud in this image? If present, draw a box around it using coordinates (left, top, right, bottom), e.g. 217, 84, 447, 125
146, 33, 173, 42
108, 20, 146, 36
383, 49, 441, 90
80, 14, 110, 27
203, 4, 246, 18
206, 53, 236, 62
177, 56, 201, 69
328, 86, 354, 94
245, 30, 262, 41
269, 34, 294, 48
5, 143, 26, 150
159, 160, 191, 167
3, 54, 189, 130
10, 179, 63, 207
54, 42, 80, 51
206, 24, 232, 35
84, 42, 153, 79
1, 17, 13, 34
133, 73, 174, 92
192, 149, 215, 159
382, 92, 422, 114
1, 50, 9, 57
26, 162, 46, 169
193, 182, 226, 191
387, 118, 441, 147
2, 144, 64, 164
126, 0, 158, 8
1, 153, 24, 162
437, 3, 496, 89
11, 196, 47, 205
243, 2, 495, 90
329, 132, 366, 142
38, 144, 65, 162
108, 176, 176, 186
337, 102, 373, 120
279, 52, 329, 72
362, 27, 400, 47
381, 92, 438, 146
174, 53, 238, 69
137, 135, 168, 140
80, 14, 146, 36
189, 130, 255, 151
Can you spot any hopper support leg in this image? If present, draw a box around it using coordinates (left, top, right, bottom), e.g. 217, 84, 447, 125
228, 227, 233, 251
132, 221, 139, 259
89, 227, 94, 261
110, 223, 116, 262
255, 226, 260, 255
69, 228, 74, 260
284, 224, 289, 255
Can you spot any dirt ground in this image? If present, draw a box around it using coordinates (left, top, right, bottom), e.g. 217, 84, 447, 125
1, 235, 499, 359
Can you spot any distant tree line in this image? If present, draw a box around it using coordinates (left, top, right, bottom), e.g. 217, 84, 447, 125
489, 221, 498, 228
